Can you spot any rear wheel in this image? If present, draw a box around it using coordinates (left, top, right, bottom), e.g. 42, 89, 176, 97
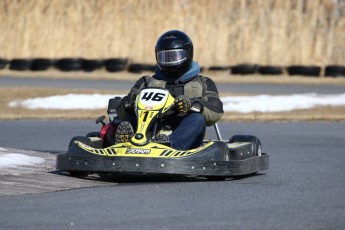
229, 135, 262, 176
229, 135, 262, 157
205, 176, 227, 181
69, 171, 89, 177
68, 136, 102, 148
86, 132, 100, 138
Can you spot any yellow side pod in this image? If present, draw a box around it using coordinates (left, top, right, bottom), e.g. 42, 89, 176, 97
76, 141, 214, 159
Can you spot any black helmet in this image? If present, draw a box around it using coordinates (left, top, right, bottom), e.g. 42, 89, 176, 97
155, 30, 194, 78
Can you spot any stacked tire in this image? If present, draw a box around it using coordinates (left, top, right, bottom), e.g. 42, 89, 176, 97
104, 58, 128, 72
287, 65, 321, 77
325, 65, 345, 77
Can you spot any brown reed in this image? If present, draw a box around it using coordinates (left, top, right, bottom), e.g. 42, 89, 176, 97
0, 0, 344, 67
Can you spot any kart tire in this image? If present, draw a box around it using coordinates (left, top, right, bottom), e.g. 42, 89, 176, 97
229, 135, 262, 157
68, 136, 103, 149
205, 176, 227, 181
86, 132, 100, 138
68, 136, 93, 148
69, 171, 89, 177
98, 173, 117, 180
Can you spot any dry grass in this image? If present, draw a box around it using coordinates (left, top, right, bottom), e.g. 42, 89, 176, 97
0, 0, 344, 67
1, 86, 345, 121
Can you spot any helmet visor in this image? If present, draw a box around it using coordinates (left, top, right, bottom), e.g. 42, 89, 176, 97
156, 49, 188, 67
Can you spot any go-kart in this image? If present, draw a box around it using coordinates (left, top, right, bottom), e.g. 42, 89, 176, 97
56, 88, 269, 180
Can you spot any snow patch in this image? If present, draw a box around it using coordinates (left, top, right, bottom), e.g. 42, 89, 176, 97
8, 93, 345, 113
0, 153, 45, 169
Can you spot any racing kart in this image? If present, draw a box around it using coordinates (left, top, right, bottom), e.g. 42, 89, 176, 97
56, 88, 269, 180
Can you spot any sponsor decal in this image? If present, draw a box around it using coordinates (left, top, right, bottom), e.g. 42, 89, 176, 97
163, 35, 177, 40
144, 106, 154, 110
126, 148, 151, 155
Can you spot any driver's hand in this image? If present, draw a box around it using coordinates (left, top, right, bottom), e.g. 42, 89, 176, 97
174, 95, 193, 113
123, 88, 139, 110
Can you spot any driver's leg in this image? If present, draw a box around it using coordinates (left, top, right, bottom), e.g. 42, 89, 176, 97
169, 113, 206, 150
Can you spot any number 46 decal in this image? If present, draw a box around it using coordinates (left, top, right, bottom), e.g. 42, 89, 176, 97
141, 92, 165, 101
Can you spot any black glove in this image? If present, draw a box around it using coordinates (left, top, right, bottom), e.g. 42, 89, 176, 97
174, 96, 203, 113
123, 89, 139, 110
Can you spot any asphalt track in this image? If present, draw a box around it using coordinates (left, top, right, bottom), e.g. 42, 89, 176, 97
0, 77, 345, 229
0, 120, 345, 229
1, 76, 345, 94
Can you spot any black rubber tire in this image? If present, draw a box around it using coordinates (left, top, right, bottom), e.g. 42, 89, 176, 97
82, 59, 103, 72
55, 58, 83, 71
86, 132, 100, 138
128, 63, 155, 73
141, 64, 156, 72
208, 66, 231, 71
67, 136, 96, 178
205, 176, 227, 181
258, 65, 283, 75
30, 58, 53, 71
230, 64, 258, 75
9, 59, 32, 71
0, 58, 9, 70
104, 58, 128, 72
229, 135, 262, 157
69, 171, 89, 177
325, 65, 345, 77
287, 65, 321, 77
68, 136, 93, 148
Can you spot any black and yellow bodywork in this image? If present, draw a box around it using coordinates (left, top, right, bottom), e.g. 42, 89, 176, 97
56, 89, 269, 178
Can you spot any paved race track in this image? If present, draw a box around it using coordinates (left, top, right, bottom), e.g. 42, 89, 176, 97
2, 76, 345, 94
0, 120, 344, 229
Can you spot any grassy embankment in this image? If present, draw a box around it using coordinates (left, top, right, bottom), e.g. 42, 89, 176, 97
0, 0, 344, 67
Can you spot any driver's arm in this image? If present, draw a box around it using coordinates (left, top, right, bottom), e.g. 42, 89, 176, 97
199, 77, 224, 126
116, 77, 146, 120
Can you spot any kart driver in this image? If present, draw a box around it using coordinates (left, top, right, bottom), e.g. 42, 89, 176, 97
115, 30, 224, 150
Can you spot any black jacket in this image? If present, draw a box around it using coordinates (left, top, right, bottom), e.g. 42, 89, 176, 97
117, 75, 223, 126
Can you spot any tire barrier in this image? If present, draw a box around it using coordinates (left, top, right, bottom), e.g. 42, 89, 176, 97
325, 65, 345, 77
104, 58, 128, 72
230, 64, 258, 75
30, 58, 54, 71
1, 58, 344, 79
0, 58, 8, 70
9, 59, 32, 71
55, 58, 83, 71
128, 63, 156, 73
287, 65, 321, 77
258, 66, 283, 75
82, 59, 103, 72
